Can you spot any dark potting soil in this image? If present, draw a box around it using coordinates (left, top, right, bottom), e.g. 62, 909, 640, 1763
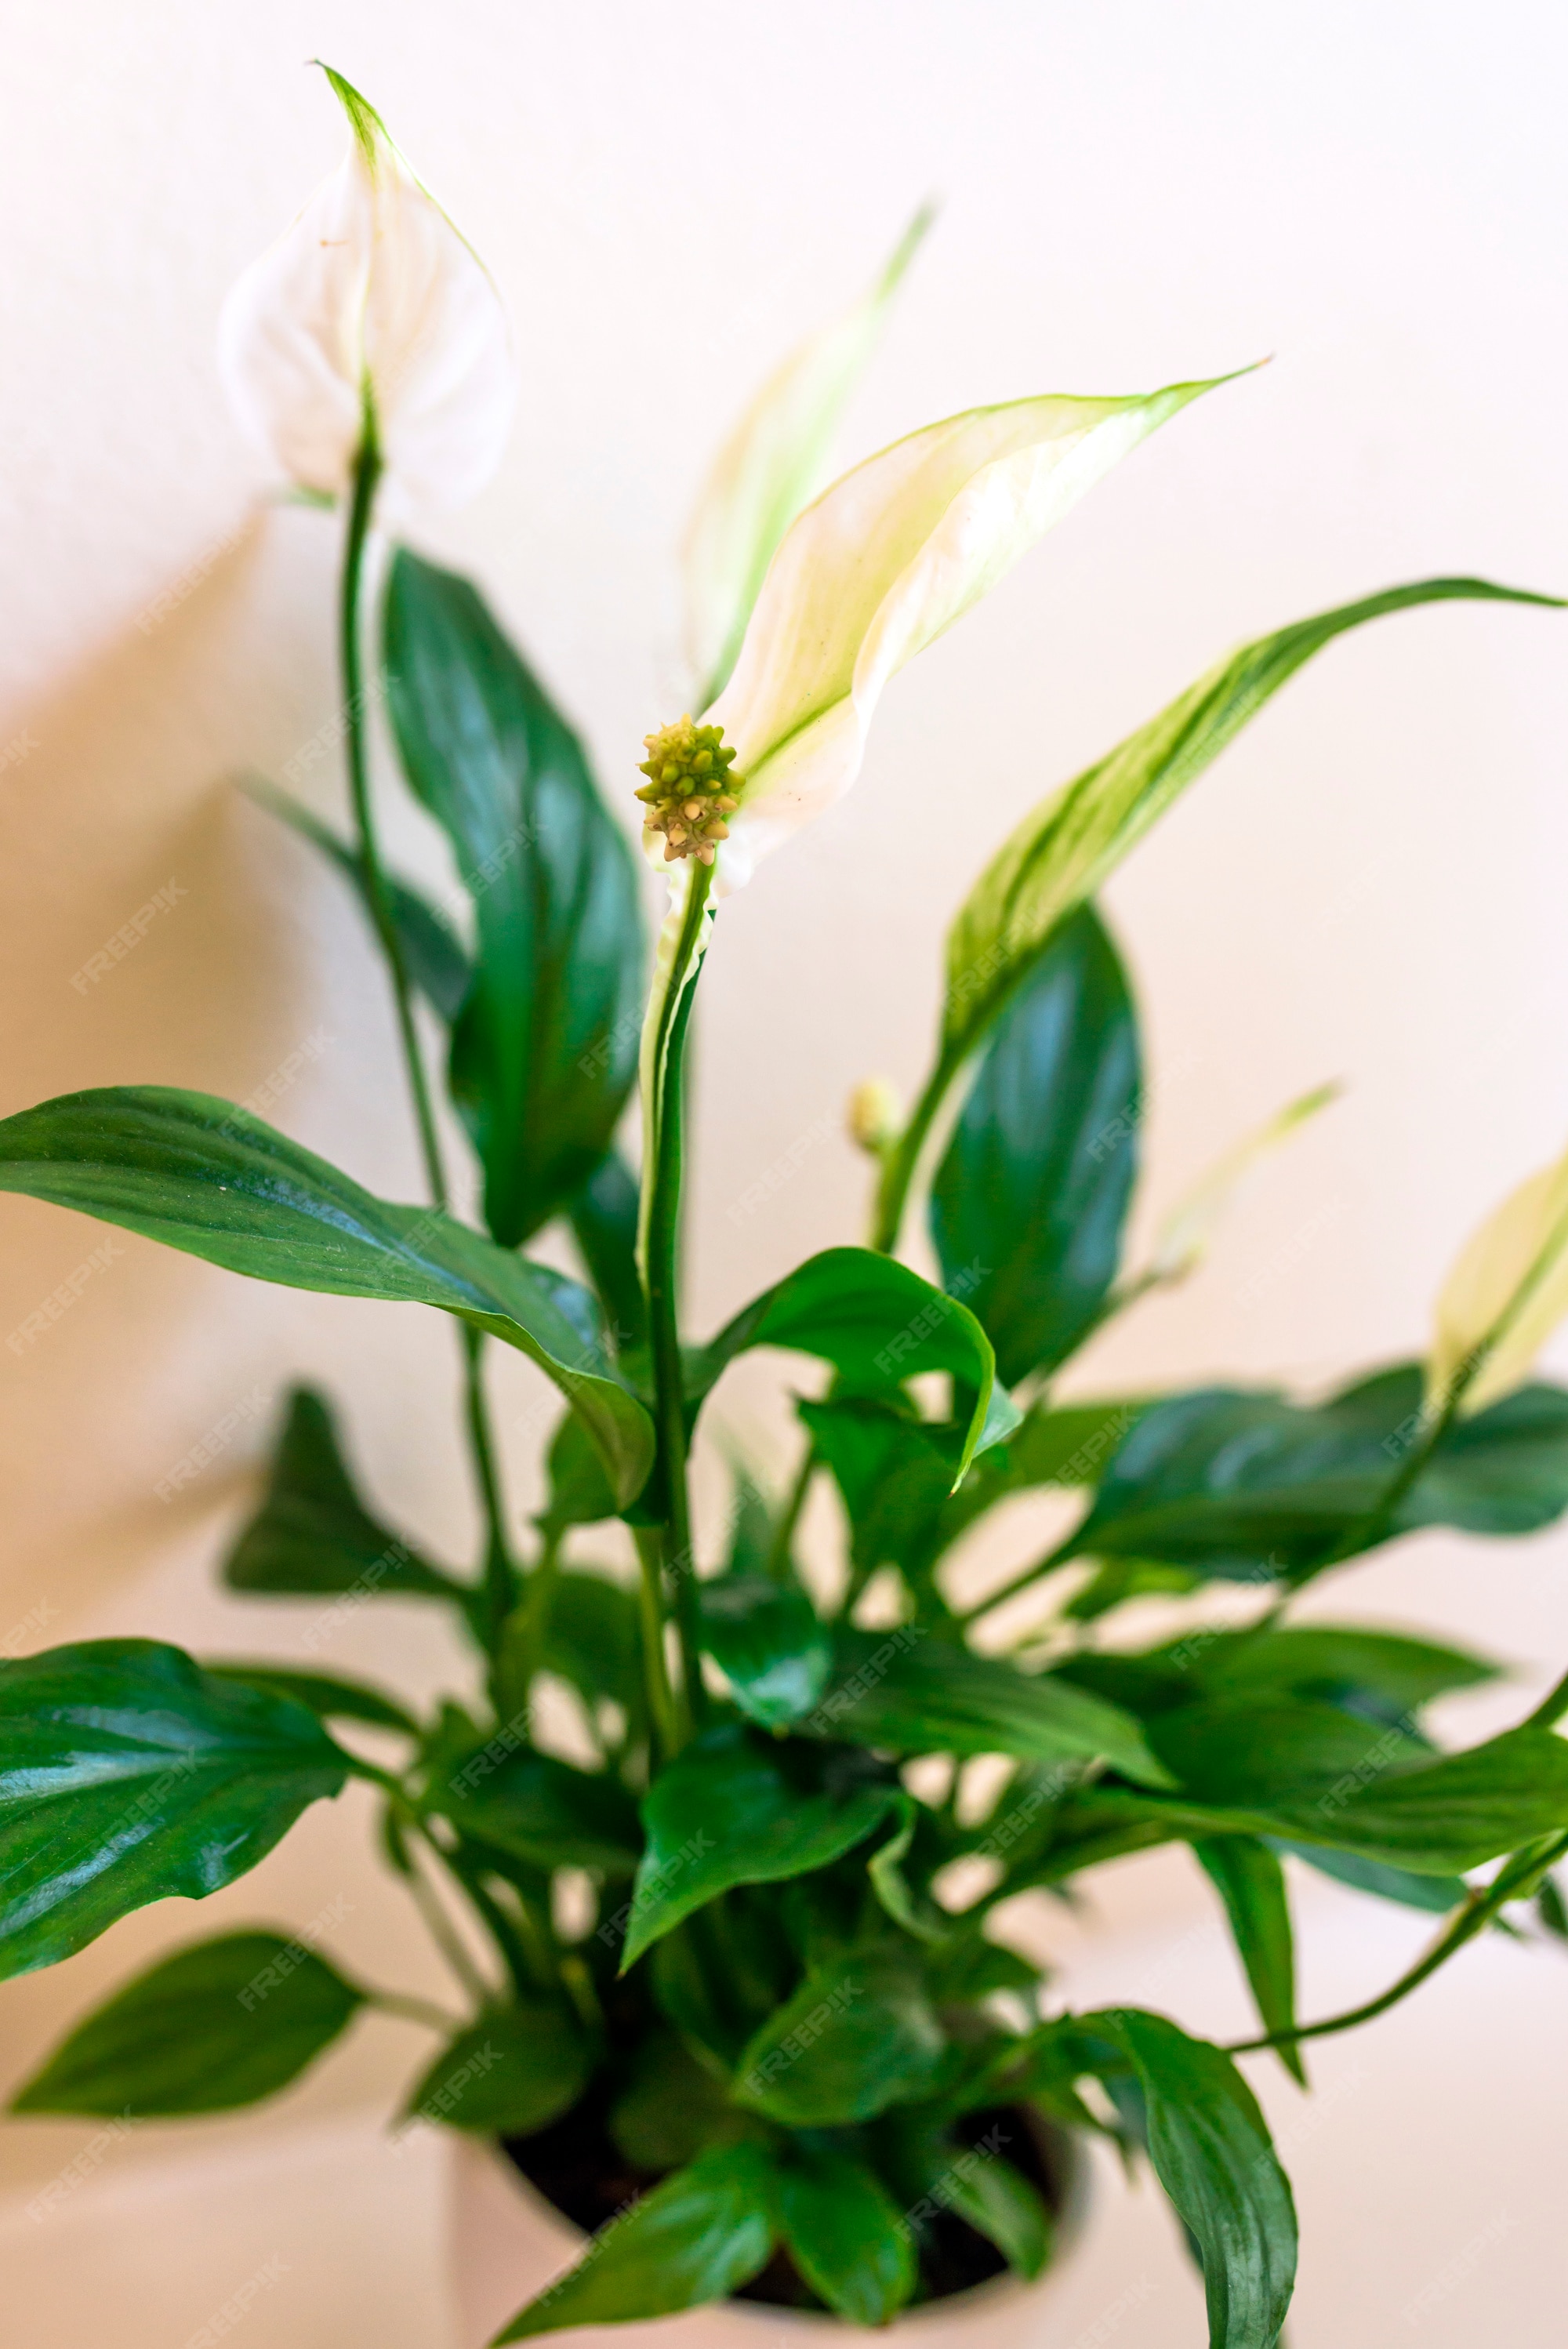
502, 2088, 1067, 2312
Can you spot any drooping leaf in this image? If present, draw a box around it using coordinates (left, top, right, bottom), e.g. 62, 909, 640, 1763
568, 1151, 648, 1355
1269, 1841, 1466, 1915
697, 1575, 832, 1730
736, 1946, 946, 2125
0, 1642, 349, 1977
444, 1747, 643, 1877
1061, 1368, 1568, 1581
383, 550, 644, 1245
608, 2030, 749, 2170
931, 904, 1139, 1386
620, 1726, 895, 1969
0, 1087, 655, 1508
223, 1387, 459, 1603
204, 1660, 419, 1736
695, 1247, 1000, 1481
1086, 2008, 1296, 2349
494, 2142, 779, 2340
940, 579, 1560, 1083
10, 1930, 364, 2114
804, 1628, 1170, 1788
771, 2143, 918, 2322
1192, 1837, 1304, 2083
403, 2003, 589, 2135
238, 772, 471, 1022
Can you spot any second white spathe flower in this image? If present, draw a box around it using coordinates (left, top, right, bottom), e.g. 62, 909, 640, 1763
680, 374, 1233, 901
217, 65, 515, 516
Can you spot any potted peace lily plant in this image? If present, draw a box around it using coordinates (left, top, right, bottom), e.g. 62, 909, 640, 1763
6, 66, 1568, 2349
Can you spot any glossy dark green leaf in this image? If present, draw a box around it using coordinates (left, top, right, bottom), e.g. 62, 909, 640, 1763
1269, 1841, 1466, 1915
0, 1642, 349, 1977
1265, 1725, 1568, 1873
895, 2119, 1054, 2279
10, 1930, 364, 2115
622, 1726, 895, 1969
203, 1661, 419, 1735
223, 1388, 458, 1603
773, 2144, 917, 2322
695, 1247, 1000, 1483
942, 579, 1561, 1080
1192, 1838, 1303, 2083
494, 2142, 778, 2339
239, 772, 471, 1022
0, 1088, 655, 1508
736, 1947, 946, 2125
608, 2031, 748, 2169
403, 2003, 589, 2135
805, 1628, 1170, 1787
698, 1575, 832, 1730
444, 1747, 643, 1876
1087, 2008, 1296, 2349
924, 1931, 1043, 2005
383, 550, 644, 1246
1150, 1696, 1429, 1810
931, 905, 1139, 1387
568, 1151, 648, 1355
800, 1396, 964, 1588
1064, 1371, 1568, 1581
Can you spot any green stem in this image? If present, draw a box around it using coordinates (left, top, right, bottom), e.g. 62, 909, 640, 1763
1227, 1832, 1568, 2056
633, 1526, 684, 1760
641, 866, 714, 1735
765, 1446, 815, 1583
365, 1988, 463, 2035
340, 434, 517, 1639
340, 435, 447, 1211
869, 1047, 961, 1256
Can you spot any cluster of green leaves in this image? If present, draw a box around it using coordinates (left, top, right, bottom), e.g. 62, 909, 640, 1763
3, 546, 1567, 2349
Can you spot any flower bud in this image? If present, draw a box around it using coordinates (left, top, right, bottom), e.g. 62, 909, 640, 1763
847, 1077, 902, 1156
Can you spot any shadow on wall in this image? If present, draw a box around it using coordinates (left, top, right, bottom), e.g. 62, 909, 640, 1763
0, 506, 437, 1625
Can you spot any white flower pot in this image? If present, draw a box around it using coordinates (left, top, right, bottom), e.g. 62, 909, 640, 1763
448, 2129, 1090, 2349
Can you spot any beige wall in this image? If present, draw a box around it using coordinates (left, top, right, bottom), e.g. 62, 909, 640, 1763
0, 2, 1564, 2339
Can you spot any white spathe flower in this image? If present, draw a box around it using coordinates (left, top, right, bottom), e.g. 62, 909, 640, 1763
1146, 1080, 1342, 1287
682, 206, 933, 713
217, 64, 514, 516
648, 374, 1232, 903
1429, 1143, 1568, 1415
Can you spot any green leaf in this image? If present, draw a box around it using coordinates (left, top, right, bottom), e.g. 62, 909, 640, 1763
238, 772, 471, 1022
1269, 1842, 1466, 1915
0, 1642, 349, 1977
445, 1748, 644, 1877
223, 1388, 458, 1603
772, 2144, 917, 2322
536, 1410, 620, 1534
608, 2031, 748, 2170
1087, 2009, 1296, 2349
698, 1574, 832, 1730
621, 1726, 895, 1969
1265, 1725, 1568, 1874
1062, 1369, 1568, 1580
895, 2120, 1054, 2280
403, 2004, 589, 2136
383, 550, 644, 1246
1188, 1624, 1499, 1713
806, 1628, 1171, 1787
494, 2142, 778, 2340
10, 1930, 364, 2115
932, 904, 1139, 1387
0, 1087, 655, 1509
1150, 1696, 1430, 1810
800, 1397, 966, 1589
1192, 1839, 1304, 2083
568, 1152, 648, 1355
736, 1947, 946, 2125
539, 1570, 646, 1727
204, 1661, 419, 1736
695, 1247, 999, 1483
942, 579, 1561, 1080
